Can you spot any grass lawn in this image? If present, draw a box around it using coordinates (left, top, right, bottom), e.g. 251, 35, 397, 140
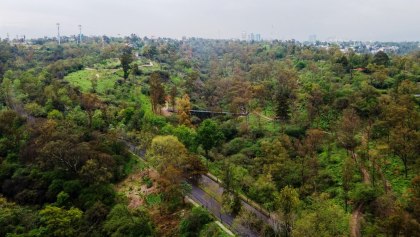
65, 68, 120, 95
65, 69, 95, 92
247, 113, 280, 133
96, 70, 120, 94
94, 58, 120, 69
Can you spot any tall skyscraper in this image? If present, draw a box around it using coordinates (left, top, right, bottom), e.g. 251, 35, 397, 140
241, 31, 247, 41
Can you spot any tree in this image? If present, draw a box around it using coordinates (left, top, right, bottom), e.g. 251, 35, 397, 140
80, 93, 102, 129
39, 138, 90, 174
389, 125, 419, 178
92, 109, 105, 130
226, 77, 252, 113
222, 191, 241, 215
0, 197, 37, 236
385, 80, 419, 178
276, 185, 300, 237
161, 124, 197, 150
373, 51, 390, 66
184, 70, 202, 103
273, 68, 298, 121
79, 159, 112, 185
234, 208, 266, 235
38, 205, 83, 237
182, 154, 207, 184
342, 157, 355, 212
0, 110, 25, 157
177, 94, 192, 127
158, 164, 184, 207
149, 72, 166, 114
103, 204, 154, 237
169, 85, 177, 111
296, 129, 325, 190
307, 84, 324, 125
179, 207, 212, 237
249, 174, 277, 211
293, 194, 349, 237
142, 44, 158, 60
120, 46, 133, 79
337, 108, 360, 154
254, 138, 291, 189
408, 176, 420, 222
148, 135, 205, 184
131, 63, 141, 77
147, 135, 188, 173
0, 41, 14, 77
196, 119, 225, 159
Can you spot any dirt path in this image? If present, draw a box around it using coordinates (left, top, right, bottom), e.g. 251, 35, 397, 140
140, 61, 154, 67
251, 111, 275, 121
351, 203, 364, 237
161, 102, 173, 117
350, 152, 370, 237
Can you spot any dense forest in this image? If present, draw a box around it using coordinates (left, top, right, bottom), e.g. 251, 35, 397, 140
0, 36, 419, 237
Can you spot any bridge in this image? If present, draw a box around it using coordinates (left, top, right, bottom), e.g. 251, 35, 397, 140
168, 108, 249, 119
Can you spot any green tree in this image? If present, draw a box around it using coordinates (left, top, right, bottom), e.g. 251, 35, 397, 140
273, 67, 298, 121
38, 205, 83, 237
169, 85, 178, 111
103, 204, 154, 237
0, 197, 37, 236
249, 174, 277, 211
337, 108, 360, 154
92, 109, 105, 130
147, 135, 187, 172
196, 119, 225, 159
293, 194, 349, 237
276, 185, 300, 237
179, 207, 212, 237
149, 72, 166, 114
373, 51, 390, 66
148, 135, 205, 182
120, 46, 133, 79
342, 157, 355, 212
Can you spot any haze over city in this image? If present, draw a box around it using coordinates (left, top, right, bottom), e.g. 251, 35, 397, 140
1, 0, 419, 41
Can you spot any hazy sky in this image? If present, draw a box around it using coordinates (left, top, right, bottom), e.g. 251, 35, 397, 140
0, 0, 419, 41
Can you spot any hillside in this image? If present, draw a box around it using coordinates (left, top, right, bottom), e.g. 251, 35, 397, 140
0, 37, 419, 237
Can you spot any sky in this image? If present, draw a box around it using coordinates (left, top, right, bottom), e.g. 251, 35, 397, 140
0, 0, 419, 41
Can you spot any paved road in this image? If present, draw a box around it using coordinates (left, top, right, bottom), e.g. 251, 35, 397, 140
10, 99, 270, 237
8, 79, 275, 236
124, 141, 261, 237
200, 175, 277, 228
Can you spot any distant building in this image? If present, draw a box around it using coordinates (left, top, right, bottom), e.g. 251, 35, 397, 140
248, 33, 255, 41
241, 31, 247, 41
309, 34, 317, 43
244, 32, 262, 42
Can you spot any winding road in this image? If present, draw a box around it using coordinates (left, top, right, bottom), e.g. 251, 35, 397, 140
124, 141, 275, 237
9, 96, 276, 237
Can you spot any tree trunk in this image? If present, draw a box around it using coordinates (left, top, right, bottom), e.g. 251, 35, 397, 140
403, 158, 408, 178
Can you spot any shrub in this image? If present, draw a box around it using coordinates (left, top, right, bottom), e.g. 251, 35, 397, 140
179, 207, 212, 237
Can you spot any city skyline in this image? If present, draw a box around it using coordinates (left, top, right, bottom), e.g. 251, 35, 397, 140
1, 0, 420, 42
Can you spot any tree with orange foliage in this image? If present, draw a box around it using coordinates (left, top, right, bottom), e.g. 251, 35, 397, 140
177, 94, 192, 127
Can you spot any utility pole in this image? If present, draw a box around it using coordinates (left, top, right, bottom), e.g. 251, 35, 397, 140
78, 24, 82, 44
56, 23, 61, 45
